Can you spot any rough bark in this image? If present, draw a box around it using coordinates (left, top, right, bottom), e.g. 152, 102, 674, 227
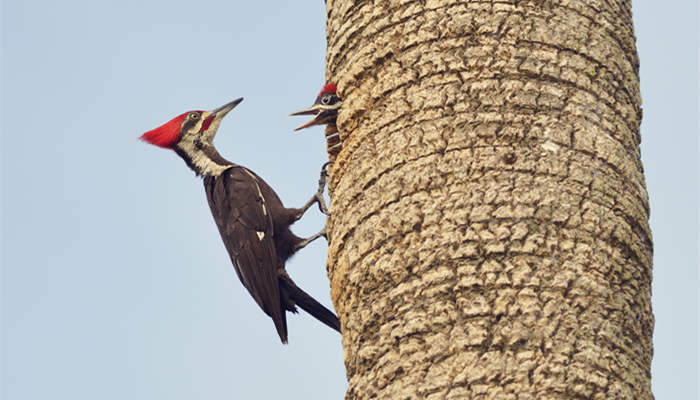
324, 1, 652, 399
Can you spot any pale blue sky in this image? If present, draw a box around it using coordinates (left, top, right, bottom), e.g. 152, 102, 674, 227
1, 1, 697, 399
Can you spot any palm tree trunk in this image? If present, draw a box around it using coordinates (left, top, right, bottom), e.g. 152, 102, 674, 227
324, 1, 652, 398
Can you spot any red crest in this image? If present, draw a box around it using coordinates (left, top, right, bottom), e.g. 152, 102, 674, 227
318, 83, 337, 97
139, 112, 188, 148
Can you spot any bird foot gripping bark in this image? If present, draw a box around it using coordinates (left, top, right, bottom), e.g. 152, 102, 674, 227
294, 227, 327, 251
297, 162, 330, 219
315, 162, 330, 216
292, 163, 331, 251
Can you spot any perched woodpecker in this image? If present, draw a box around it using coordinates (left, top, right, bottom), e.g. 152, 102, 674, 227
140, 98, 340, 343
291, 83, 342, 154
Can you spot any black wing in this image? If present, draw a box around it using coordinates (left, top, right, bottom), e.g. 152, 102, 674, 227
203, 166, 288, 343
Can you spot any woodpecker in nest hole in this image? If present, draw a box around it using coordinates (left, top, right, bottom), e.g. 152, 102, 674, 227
291, 83, 342, 154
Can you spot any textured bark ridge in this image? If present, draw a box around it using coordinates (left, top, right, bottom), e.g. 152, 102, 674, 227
325, 1, 652, 399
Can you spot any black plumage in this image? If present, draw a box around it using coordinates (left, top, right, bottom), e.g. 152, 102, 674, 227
204, 166, 340, 343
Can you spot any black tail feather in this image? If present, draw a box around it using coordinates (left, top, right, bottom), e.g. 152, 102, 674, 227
279, 275, 341, 333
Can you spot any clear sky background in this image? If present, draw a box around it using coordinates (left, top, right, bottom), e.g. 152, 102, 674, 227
1, 1, 697, 399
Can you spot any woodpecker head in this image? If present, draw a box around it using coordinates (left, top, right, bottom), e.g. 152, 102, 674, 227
290, 83, 341, 131
140, 98, 243, 176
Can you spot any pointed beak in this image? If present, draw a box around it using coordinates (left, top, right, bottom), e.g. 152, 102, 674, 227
211, 97, 243, 119
290, 104, 322, 117
293, 115, 325, 131
199, 98, 243, 138
290, 104, 330, 131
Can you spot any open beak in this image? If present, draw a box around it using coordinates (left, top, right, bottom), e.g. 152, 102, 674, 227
290, 105, 331, 131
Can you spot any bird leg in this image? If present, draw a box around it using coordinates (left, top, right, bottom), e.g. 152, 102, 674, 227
296, 162, 330, 219
294, 227, 327, 251
293, 163, 331, 250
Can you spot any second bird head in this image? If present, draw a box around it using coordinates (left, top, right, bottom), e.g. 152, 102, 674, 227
290, 83, 341, 131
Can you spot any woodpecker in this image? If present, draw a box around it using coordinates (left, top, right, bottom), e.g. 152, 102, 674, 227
291, 83, 342, 154
140, 98, 340, 343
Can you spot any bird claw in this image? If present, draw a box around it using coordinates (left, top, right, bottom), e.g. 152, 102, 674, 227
316, 193, 329, 216
294, 227, 328, 251
316, 162, 331, 216
296, 162, 331, 220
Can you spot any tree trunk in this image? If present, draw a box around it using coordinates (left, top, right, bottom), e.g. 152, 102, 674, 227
324, 1, 652, 399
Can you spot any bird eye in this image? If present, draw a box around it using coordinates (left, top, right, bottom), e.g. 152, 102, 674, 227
189, 112, 200, 120
321, 96, 331, 105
